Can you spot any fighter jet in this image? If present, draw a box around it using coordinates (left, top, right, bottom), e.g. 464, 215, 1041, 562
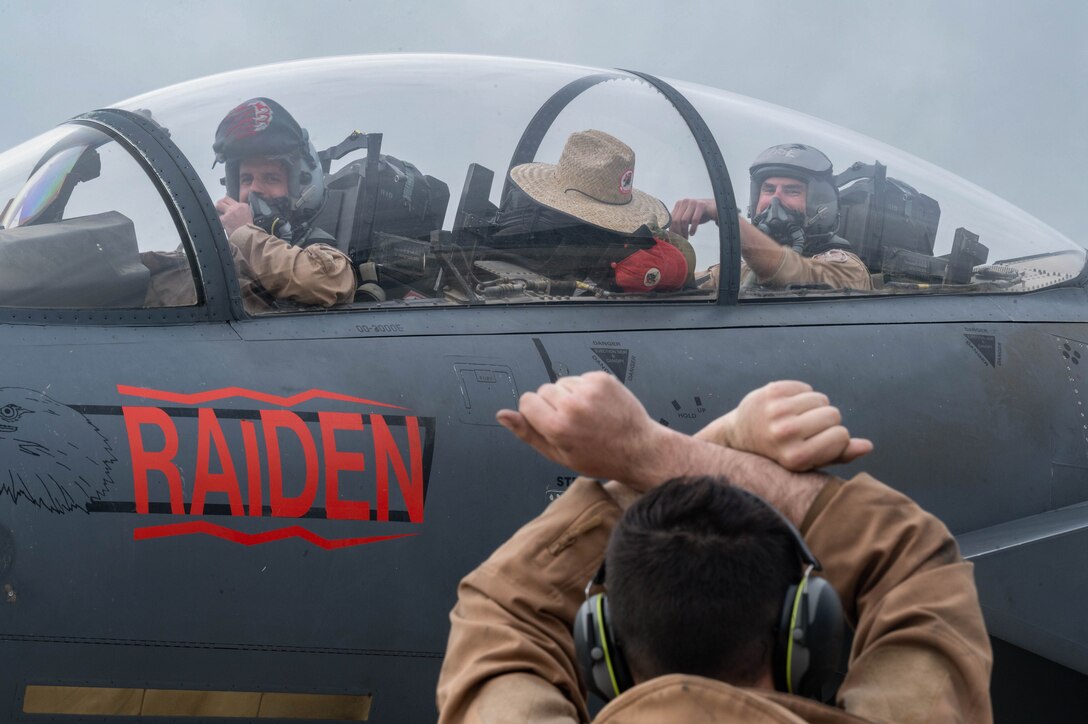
0, 54, 1082, 721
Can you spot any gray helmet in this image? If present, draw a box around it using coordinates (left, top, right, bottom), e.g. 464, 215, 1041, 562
213, 98, 327, 234
749, 143, 839, 239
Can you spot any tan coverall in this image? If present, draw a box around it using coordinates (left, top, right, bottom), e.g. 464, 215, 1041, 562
745, 247, 873, 290
437, 474, 993, 723
704, 248, 873, 292
142, 223, 356, 313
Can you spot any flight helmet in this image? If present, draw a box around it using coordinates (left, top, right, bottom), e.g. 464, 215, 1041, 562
749, 143, 839, 240
212, 98, 327, 239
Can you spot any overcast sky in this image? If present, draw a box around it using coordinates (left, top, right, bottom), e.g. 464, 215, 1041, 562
1, 0, 1084, 241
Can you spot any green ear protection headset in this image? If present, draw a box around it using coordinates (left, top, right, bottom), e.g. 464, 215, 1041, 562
572, 492, 847, 704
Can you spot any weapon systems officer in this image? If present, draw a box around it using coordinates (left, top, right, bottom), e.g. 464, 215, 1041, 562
672, 143, 873, 291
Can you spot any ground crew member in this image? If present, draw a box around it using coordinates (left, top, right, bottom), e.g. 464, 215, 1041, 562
437, 373, 991, 722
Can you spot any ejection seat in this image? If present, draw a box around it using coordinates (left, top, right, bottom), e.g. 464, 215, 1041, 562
835, 161, 987, 288
311, 132, 450, 302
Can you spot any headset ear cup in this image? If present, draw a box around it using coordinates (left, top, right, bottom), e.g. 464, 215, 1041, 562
795, 576, 847, 703
602, 596, 634, 698
774, 575, 847, 703
572, 594, 633, 702
774, 582, 802, 694
573, 595, 606, 700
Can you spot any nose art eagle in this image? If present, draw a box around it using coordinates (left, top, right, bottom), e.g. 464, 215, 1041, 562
0, 388, 114, 513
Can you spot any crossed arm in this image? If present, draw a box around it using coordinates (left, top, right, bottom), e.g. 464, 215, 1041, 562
496, 372, 871, 524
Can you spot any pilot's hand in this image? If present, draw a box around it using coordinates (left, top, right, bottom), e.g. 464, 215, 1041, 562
696, 380, 873, 471
216, 196, 253, 237
669, 198, 717, 239
496, 371, 669, 491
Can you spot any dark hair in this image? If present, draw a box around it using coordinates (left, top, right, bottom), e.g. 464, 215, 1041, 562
606, 476, 799, 685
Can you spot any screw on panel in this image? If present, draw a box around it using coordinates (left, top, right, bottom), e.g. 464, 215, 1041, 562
4, 583, 15, 603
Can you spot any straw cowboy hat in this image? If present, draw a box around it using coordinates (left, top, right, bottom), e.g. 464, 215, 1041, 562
508, 130, 670, 235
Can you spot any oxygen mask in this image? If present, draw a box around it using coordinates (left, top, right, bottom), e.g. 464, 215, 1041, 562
753, 197, 806, 253
248, 192, 294, 242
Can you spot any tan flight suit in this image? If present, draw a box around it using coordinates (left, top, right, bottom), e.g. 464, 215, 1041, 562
745, 247, 873, 290
703, 248, 873, 292
142, 223, 355, 314
437, 474, 992, 723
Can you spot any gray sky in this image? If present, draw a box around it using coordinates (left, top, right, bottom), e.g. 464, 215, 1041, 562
2, 0, 1084, 241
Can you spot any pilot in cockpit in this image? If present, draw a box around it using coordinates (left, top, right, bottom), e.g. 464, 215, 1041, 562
490, 130, 697, 295
142, 99, 359, 312
671, 144, 872, 291
209, 98, 356, 311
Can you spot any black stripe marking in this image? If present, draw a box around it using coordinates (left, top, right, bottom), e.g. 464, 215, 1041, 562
532, 338, 559, 383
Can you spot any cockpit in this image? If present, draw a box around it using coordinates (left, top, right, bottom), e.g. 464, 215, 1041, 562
0, 54, 1082, 315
